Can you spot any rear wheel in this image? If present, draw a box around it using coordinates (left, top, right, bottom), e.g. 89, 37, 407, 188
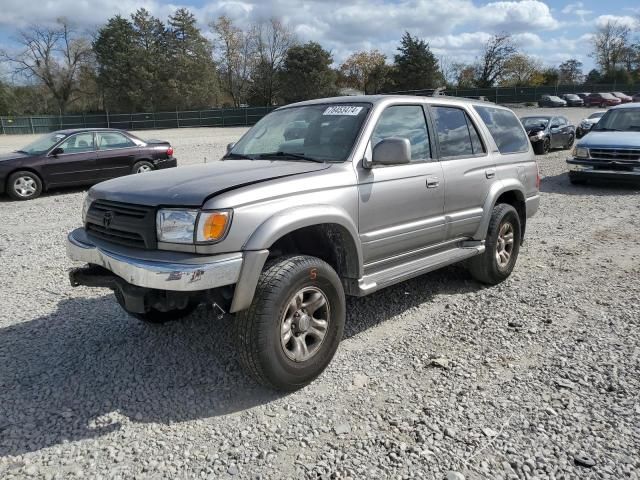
468, 204, 521, 285
7, 171, 43, 200
235, 255, 345, 391
132, 161, 154, 174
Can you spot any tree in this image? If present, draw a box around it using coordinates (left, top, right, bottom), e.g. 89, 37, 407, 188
584, 68, 602, 85
339, 50, 388, 94
500, 54, 543, 86
279, 42, 336, 103
0, 18, 92, 113
450, 63, 476, 88
592, 20, 631, 77
474, 33, 517, 87
541, 67, 560, 86
392, 32, 442, 90
166, 8, 218, 109
558, 59, 583, 84
250, 18, 296, 106
211, 16, 256, 107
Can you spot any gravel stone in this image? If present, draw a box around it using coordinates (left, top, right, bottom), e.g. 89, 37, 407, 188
0, 109, 638, 479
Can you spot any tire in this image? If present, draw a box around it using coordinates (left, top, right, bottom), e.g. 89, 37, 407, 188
114, 290, 199, 323
563, 133, 575, 150
468, 204, 521, 285
132, 160, 154, 174
235, 255, 346, 391
533, 138, 550, 155
576, 129, 583, 139
568, 173, 586, 185
7, 170, 43, 200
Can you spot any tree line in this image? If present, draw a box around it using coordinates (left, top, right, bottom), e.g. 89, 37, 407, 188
0, 9, 639, 115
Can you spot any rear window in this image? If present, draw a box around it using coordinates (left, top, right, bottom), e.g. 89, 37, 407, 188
473, 106, 530, 154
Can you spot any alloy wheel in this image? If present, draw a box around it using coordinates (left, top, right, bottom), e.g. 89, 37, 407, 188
495, 222, 515, 269
280, 287, 330, 362
13, 176, 37, 198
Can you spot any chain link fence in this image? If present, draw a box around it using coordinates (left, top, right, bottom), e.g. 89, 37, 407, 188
0, 106, 277, 135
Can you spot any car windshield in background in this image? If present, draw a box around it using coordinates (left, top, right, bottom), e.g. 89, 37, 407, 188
588, 112, 604, 119
564, 95, 579, 100
548, 96, 562, 101
521, 117, 549, 128
17, 132, 67, 155
600, 93, 616, 99
228, 103, 371, 163
593, 108, 640, 132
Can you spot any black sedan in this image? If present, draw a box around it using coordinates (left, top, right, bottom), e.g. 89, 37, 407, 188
520, 115, 575, 154
560, 93, 584, 106
538, 95, 566, 107
0, 129, 176, 200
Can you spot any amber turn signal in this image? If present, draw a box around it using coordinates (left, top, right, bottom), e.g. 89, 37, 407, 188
200, 211, 230, 241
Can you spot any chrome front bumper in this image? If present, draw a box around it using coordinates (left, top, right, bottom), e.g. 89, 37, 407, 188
566, 160, 640, 177
66, 228, 243, 291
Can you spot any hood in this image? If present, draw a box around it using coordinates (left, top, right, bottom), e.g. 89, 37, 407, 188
90, 159, 331, 206
0, 151, 29, 162
577, 131, 640, 149
525, 126, 546, 135
581, 118, 600, 125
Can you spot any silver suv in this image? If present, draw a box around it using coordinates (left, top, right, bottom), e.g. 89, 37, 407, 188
67, 95, 540, 391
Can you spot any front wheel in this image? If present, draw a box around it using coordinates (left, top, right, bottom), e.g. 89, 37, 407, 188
235, 255, 346, 391
563, 133, 575, 150
468, 204, 521, 285
7, 171, 43, 200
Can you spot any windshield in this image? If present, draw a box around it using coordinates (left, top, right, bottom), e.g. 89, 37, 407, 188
18, 132, 67, 155
549, 96, 562, 101
228, 103, 371, 163
593, 108, 640, 131
588, 112, 604, 120
521, 117, 549, 129
565, 95, 579, 100
600, 93, 615, 99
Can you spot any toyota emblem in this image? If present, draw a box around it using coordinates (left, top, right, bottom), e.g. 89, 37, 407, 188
102, 211, 114, 229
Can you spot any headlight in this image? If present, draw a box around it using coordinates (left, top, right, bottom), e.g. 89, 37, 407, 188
156, 209, 198, 243
530, 131, 544, 139
573, 147, 589, 159
156, 209, 232, 244
81, 194, 93, 223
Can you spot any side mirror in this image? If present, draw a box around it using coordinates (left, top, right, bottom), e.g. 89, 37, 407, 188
371, 137, 411, 166
550, 124, 560, 130
226, 142, 235, 153
50, 147, 64, 156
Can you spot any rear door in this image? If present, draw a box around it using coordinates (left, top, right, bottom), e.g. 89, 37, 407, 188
95, 131, 140, 180
430, 105, 495, 239
357, 104, 445, 266
42, 132, 97, 186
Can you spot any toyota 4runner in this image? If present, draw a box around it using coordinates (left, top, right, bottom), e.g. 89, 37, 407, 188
67, 95, 540, 391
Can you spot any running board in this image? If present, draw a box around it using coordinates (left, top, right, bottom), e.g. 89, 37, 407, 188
355, 245, 485, 296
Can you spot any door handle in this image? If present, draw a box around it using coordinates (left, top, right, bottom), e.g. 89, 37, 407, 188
426, 176, 439, 188
485, 169, 496, 179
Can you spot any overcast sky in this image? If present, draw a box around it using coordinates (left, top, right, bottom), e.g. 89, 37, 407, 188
0, 0, 638, 72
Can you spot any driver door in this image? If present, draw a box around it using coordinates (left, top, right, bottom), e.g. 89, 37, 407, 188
357, 104, 445, 267
43, 132, 97, 187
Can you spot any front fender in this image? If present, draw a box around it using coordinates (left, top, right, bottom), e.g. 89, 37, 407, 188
473, 179, 526, 240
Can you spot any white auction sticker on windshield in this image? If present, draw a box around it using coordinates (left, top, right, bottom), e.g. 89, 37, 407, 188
323, 106, 363, 116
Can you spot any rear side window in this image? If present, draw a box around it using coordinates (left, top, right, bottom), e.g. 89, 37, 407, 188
432, 106, 485, 158
474, 106, 529, 154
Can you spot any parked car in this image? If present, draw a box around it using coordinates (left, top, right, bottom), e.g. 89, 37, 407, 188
67, 95, 540, 391
611, 92, 633, 103
567, 103, 640, 184
584, 93, 621, 107
0, 128, 176, 200
576, 92, 591, 100
576, 111, 606, 138
521, 115, 575, 154
561, 94, 584, 106
538, 95, 567, 107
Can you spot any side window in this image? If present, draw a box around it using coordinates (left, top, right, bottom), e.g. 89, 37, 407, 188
473, 105, 530, 154
558, 117, 567, 126
432, 106, 484, 158
97, 132, 135, 150
58, 133, 95, 154
371, 105, 431, 162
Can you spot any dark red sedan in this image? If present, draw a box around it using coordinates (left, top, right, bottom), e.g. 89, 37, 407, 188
0, 129, 176, 200
612, 92, 633, 103
584, 93, 622, 108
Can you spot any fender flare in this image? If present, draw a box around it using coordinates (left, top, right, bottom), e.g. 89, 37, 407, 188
473, 179, 526, 240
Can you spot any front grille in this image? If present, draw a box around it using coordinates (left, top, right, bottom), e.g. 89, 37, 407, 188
589, 148, 640, 162
85, 199, 157, 249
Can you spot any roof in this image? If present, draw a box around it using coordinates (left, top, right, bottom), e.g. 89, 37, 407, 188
610, 102, 640, 110
53, 127, 127, 135
280, 94, 498, 109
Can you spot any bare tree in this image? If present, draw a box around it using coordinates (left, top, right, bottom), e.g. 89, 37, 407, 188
474, 33, 517, 87
251, 18, 296, 105
211, 16, 256, 107
592, 20, 631, 76
0, 18, 92, 113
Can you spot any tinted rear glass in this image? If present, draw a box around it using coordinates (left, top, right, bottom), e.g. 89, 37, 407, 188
474, 106, 530, 154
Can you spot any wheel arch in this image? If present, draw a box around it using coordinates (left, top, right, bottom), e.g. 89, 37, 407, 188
474, 181, 527, 241
6, 167, 46, 191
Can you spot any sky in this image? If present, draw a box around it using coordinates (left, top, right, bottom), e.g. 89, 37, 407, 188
0, 0, 638, 75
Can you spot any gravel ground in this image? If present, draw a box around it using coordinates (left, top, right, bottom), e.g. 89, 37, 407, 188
1, 108, 639, 480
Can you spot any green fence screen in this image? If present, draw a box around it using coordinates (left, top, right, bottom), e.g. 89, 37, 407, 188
0, 106, 277, 135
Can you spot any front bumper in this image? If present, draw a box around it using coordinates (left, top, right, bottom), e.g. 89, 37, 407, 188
566, 159, 640, 181
67, 228, 243, 291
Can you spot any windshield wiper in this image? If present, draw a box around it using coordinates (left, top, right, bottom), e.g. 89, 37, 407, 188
222, 152, 256, 160
255, 151, 325, 163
